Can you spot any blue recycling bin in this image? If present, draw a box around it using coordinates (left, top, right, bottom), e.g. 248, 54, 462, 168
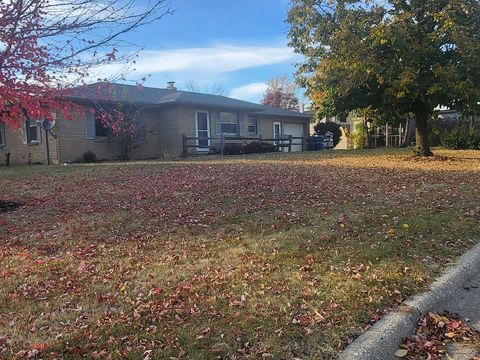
316, 135, 324, 150
307, 135, 324, 151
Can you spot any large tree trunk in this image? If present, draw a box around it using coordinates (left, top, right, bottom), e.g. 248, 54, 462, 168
414, 112, 433, 156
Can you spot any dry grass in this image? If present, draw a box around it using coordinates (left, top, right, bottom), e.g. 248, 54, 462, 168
0, 148, 479, 359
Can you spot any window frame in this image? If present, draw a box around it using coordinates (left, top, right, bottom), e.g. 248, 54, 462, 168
219, 122, 238, 135
94, 113, 109, 138
0, 122, 5, 147
26, 119, 41, 144
217, 111, 239, 136
247, 115, 258, 134
86, 110, 110, 139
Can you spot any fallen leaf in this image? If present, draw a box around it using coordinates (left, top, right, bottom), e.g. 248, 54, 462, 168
394, 349, 408, 357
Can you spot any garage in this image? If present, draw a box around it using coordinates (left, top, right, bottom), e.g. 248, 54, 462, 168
283, 123, 304, 152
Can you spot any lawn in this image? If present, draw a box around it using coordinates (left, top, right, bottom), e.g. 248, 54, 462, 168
0, 149, 479, 359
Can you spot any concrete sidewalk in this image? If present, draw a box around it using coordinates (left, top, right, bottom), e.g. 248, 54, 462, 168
443, 273, 480, 359
340, 243, 480, 360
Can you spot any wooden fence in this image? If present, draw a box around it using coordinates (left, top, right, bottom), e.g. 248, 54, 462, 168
182, 133, 307, 157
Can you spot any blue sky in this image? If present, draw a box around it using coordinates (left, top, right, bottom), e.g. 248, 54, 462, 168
96, 0, 301, 103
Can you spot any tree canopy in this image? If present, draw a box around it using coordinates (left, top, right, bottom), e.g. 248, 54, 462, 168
287, 0, 480, 156
0, 0, 171, 129
184, 80, 226, 96
261, 76, 300, 111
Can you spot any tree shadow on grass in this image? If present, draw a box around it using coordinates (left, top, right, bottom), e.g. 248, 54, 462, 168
0, 200, 23, 213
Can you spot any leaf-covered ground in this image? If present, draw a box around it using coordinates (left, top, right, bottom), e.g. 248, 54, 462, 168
0, 149, 479, 359
398, 312, 480, 359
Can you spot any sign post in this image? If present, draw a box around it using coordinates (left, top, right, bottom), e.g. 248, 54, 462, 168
45, 127, 50, 165
42, 119, 56, 165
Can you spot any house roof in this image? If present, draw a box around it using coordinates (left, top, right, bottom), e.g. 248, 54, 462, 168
252, 106, 313, 118
68, 82, 311, 118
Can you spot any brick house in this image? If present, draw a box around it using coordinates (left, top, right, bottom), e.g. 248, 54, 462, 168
0, 82, 311, 165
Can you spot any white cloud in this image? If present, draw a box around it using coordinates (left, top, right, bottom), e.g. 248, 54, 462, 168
230, 82, 268, 102
89, 44, 294, 79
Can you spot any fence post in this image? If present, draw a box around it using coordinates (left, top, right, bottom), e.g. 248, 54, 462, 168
288, 135, 292, 153
182, 134, 187, 158
398, 123, 403, 147
385, 123, 389, 147
221, 133, 225, 156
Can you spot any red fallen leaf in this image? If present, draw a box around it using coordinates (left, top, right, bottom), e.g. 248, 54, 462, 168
447, 320, 460, 329
150, 287, 163, 296
96, 294, 105, 303
298, 314, 315, 326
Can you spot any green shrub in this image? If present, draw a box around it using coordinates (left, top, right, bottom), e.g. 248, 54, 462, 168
83, 151, 97, 163
441, 126, 480, 150
220, 141, 277, 155
314, 121, 342, 147
349, 121, 366, 149
244, 141, 276, 154
223, 143, 244, 155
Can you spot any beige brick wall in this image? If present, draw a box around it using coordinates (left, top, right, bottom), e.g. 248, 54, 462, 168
55, 112, 122, 163
256, 115, 310, 140
129, 107, 163, 160
56, 106, 182, 162
176, 107, 310, 155
0, 106, 311, 165
177, 106, 264, 155
156, 106, 181, 158
0, 123, 60, 165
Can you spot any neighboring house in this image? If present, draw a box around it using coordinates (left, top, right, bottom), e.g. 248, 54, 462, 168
309, 115, 350, 150
437, 109, 480, 122
0, 82, 311, 165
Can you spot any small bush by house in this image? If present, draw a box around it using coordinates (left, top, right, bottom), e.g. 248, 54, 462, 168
218, 141, 277, 155
244, 141, 276, 154
83, 151, 97, 163
314, 122, 342, 147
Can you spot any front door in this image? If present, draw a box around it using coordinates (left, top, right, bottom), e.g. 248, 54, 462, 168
196, 111, 210, 151
273, 121, 282, 150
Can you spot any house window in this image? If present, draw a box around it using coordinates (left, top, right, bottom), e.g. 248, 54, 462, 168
248, 115, 257, 134
0, 122, 5, 147
86, 110, 109, 139
26, 119, 41, 143
218, 112, 238, 135
95, 115, 109, 137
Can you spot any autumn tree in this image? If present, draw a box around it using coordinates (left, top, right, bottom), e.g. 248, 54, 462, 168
261, 76, 300, 111
184, 80, 226, 96
0, 0, 171, 129
92, 84, 148, 161
287, 0, 480, 156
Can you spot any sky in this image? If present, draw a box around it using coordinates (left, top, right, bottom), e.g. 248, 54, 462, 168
96, 0, 302, 103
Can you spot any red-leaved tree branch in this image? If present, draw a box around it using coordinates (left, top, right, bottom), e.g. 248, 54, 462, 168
0, 0, 171, 128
